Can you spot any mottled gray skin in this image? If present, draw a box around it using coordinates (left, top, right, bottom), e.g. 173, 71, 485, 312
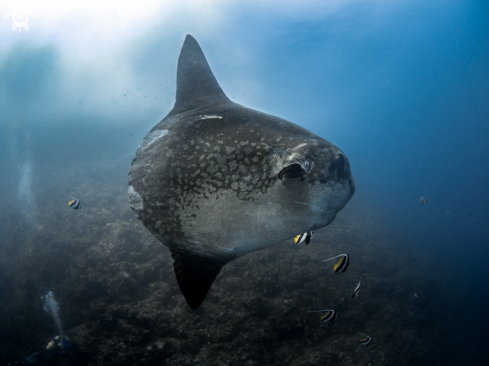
129, 106, 354, 262
128, 35, 355, 308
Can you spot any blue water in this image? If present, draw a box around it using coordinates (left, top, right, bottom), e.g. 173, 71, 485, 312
1, 0, 488, 364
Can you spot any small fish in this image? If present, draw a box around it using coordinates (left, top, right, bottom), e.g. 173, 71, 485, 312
294, 231, 315, 245
323, 254, 350, 273
359, 333, 372, 346
419, 197, 426, 205
414, 293, 418, 298
352, 274, 369, 298
63, 194, 81, 210
307, 309, 338, 322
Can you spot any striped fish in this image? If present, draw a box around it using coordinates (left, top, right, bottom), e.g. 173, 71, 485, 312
351, 274, 369, 298
359, 333, 372, 346
323, 254, 349, 273
294, 231, 315, 245
63, 194, 81, 210
307, 309, 338, 322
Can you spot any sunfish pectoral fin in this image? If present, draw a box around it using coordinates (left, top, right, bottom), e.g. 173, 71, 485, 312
171, 250, 224, 309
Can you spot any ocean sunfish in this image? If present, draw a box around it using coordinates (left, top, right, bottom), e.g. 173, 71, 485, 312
128, 35, 355, 309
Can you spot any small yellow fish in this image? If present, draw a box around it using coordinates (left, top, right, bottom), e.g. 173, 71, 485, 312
319, 310, 338, 322
294, 231, 315, 245
307, 309, 338, 322
323, 254, 350, 274
359, 333, 373, 346
64, 194, 81, 210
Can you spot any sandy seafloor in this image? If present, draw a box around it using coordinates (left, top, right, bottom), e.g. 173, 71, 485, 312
0, 163, 482, 366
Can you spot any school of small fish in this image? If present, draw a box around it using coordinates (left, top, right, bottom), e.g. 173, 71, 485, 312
64, 204, 372, 343
294, 233, 373, 346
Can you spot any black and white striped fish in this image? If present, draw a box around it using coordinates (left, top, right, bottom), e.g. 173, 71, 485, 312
307, 309, 338, 322
323, 254, 349, 273
294, 231, 315, 245
351, 274, 369, 298
63, 194, 81, 210
359, 333, 372, 346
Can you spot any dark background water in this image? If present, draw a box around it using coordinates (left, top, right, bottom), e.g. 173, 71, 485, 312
1, 0, 488, 364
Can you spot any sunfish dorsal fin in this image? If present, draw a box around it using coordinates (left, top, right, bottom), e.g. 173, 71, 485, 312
170, 35, 230, 116
171, 250, 223, 309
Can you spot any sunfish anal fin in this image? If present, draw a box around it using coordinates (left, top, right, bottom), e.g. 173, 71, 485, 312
171, 250, 223, 309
